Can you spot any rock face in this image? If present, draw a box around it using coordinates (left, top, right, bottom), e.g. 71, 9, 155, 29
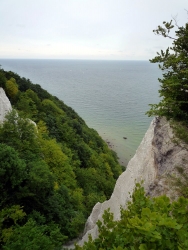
148, 117, 188, 199
0, 88, 12, 123
74, 116, 188, 248
75, 118, 157, 247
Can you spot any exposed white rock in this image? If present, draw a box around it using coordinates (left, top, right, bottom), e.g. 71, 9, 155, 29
0, 88, 12, 123
148, 117, 188, 199
0, 88, 37, 129
73, 117, 158, 248
72, 116, 188, 249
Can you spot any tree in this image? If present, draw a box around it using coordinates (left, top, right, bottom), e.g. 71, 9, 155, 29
16, 90, 39, 119
0, 144, 26, 207
146, 20, 188, 121
2, 219, 65, 250
40, 137, 76, 188
0, 70, 6, 88
0, 109, 40, 162
75, 183, 188, 250
5, 78, 18, 101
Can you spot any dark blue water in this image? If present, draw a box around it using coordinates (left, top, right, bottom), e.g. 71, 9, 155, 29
0, 59, 160, 165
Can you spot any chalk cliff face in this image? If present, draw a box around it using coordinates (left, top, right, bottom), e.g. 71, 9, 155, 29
76, 116, 188, 247
0, 88, 12, 123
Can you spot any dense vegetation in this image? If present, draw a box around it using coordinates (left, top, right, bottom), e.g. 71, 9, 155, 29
75, 183, 188, 250
75, 19, 188, 250
0, 68, 123, 249
146, 20, 188, 122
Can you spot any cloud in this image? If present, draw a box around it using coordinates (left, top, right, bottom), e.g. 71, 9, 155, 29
0, 0, 188, 59
16, 24, 25, 28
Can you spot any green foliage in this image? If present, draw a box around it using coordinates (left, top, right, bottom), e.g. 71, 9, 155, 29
169, 166, 188, 198
170, 119, 188, 144
5, 78, 18, 102
0, 144, 26, 207
40, 137, 76, 188
146, 20, 188, 122
0, 205, 26, 244
42, 99, 64, 115
2, 219, 65, 250
0, 71, 6, 88
76, 183, 188, 250
16, 90, 39, 119
0, 68, 123, 247
0, 109, 40, 162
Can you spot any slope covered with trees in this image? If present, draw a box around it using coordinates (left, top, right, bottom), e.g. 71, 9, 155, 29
0, 68, 122, 249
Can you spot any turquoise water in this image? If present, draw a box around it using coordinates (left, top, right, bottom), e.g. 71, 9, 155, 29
0, 59, 160, 165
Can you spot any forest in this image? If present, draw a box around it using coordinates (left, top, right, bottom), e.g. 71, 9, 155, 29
0, 68, 123, 249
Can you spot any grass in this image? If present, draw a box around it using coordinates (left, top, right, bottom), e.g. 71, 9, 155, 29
170, 119, 188, 145
169, 166, 188, 198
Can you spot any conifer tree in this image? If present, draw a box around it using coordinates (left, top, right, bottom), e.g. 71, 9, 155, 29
147, 19, 188, 121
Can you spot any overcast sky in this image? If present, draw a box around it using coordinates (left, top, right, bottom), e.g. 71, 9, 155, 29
0, 0, 187, 60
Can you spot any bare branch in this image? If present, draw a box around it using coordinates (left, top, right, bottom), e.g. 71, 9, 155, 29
164, 35, 176, 40
171, 14, 180, 28
184, 9, 188, 16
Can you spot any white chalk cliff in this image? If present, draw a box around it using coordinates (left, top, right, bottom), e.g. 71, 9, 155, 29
72, 116, 188, 248
0, 88, 12, 123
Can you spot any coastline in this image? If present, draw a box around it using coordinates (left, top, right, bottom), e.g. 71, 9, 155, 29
105, 139, 128, 167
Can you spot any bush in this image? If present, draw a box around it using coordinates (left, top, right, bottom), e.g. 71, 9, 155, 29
76, 183, 188, 250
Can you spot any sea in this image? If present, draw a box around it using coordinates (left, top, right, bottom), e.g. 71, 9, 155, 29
0, 59, 161, 166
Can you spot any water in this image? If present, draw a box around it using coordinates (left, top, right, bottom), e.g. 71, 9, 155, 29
0, 59, 160, 166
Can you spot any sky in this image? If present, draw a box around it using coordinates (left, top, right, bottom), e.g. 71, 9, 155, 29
0, 0, 187, 60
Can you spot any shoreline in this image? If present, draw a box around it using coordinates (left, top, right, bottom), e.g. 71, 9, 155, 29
105, 139, 128, 167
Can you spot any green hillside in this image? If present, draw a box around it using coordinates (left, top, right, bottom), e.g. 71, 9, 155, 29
0, 68, 123, 249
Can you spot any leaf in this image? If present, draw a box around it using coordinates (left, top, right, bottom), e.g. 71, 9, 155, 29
139, 244, 148, 250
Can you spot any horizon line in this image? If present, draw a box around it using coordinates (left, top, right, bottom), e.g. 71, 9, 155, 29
0, 58, 149, 61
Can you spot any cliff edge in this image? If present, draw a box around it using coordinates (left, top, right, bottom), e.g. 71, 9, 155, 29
73, 116, 188, 247
0, 88, 12, 123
